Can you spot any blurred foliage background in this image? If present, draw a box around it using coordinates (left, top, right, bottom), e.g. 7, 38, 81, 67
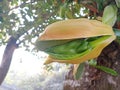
0, 0, 120, 49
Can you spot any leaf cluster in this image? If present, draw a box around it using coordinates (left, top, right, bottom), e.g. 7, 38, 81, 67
0, 0, 60, 50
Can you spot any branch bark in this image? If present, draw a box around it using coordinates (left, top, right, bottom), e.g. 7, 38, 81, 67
63, 41, 120, 90
0, 37, 18, 85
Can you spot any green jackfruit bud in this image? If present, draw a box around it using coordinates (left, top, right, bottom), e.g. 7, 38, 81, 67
44, 36, 110, 60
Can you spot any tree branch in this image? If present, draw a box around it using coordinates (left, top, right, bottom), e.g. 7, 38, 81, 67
0, 37, 18, 85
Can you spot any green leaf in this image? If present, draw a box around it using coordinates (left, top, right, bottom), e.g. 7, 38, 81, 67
115, 0, 120, 8
59, 4, 67, 18
94, 65, 118, 76
102, 5, 118, 26
89, 56, 118, 76
74, 63, 85, 80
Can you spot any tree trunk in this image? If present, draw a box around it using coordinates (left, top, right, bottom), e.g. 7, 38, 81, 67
64, 41, 120, 90
0, 37, 17, 85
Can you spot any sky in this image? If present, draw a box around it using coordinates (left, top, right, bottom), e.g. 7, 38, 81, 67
0, 45, 67, 90
0, 45, 47, 76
